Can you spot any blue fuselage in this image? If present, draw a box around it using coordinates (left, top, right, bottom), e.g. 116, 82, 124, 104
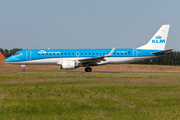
5, 48, 163, 64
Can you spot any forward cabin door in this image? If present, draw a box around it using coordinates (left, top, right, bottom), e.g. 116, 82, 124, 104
26, 50, 31, 60
133, 49, 138, 59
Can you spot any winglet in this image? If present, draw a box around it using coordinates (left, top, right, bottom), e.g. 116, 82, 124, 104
105, 47, 115, 57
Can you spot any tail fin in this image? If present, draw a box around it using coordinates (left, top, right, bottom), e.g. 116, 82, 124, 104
137, 25, 170, 50
0, 52, 6, 61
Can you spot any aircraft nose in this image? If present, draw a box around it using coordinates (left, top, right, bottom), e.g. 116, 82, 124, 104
5, 58, 9, 63
4, 57, 12, 63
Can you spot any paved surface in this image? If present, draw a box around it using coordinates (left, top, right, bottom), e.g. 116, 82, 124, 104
1, 71, 180, 74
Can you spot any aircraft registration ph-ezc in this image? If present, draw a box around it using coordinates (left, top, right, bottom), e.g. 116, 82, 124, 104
5, 25, 173, 72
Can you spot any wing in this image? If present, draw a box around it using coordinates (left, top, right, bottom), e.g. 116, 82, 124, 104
78, 47, 115, 64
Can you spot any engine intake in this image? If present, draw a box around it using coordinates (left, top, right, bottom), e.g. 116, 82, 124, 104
61, 61, 79, 69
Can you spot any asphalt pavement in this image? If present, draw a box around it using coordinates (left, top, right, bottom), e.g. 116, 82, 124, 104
1, 71, 180, 74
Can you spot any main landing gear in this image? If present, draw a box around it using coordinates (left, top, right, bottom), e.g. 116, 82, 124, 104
21, 65, 26, 72
85, 67, 92, 72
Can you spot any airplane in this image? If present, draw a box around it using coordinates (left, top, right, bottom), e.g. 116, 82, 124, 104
5, 24, 173, 72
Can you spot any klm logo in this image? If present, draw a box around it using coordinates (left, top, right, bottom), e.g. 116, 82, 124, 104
38, 50, 47, 54
152, 35, 165, 43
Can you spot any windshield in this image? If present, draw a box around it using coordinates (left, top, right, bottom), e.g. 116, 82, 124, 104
15, 53, 20, 56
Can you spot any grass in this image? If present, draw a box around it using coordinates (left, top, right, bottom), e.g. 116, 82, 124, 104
0, 73, 180, 119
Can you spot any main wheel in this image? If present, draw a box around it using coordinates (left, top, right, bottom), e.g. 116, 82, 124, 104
22, 69, 26, 72
85, 67, 92, 72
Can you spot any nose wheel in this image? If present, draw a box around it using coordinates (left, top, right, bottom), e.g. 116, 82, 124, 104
22, 69, 26, 72
85, 67, 92, 72
21, 65, 26, 72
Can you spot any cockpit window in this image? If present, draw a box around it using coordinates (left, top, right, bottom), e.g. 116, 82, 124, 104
15, 53, 20, 56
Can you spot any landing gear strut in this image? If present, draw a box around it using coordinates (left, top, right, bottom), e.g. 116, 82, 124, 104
21, 65, 26, 72
85, 67, 92, 72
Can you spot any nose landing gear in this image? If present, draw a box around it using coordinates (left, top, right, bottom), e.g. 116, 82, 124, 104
22, 69, 26, 72
21, 65, 26, 72
85, 67, 92, 72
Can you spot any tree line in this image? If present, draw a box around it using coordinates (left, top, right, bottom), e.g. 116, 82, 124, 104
0, 48, 22, 58
1, 48, 180, 65
134, 51, 180, 65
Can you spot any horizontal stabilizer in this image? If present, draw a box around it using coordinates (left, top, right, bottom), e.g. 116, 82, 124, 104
152, 49, 174, 54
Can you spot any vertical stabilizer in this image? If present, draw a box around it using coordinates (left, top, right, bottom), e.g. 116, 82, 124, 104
0, 52, 6, 61
137, 25, 170, 50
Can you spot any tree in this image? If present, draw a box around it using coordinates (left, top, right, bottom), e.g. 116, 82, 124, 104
0, 48, 22, 58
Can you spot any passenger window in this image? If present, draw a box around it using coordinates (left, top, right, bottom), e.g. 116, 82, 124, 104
57, 53, 59, 55
85, 53, 87, 55
54, 53, 55, 55
125, 53, 127, 55
46, 53, 48, 55
103, 53, 105, 55
69, 53, 70, 55
97, 53, 98, 55
73, 53, 74, 55
117, 53, 119, 55
77, 53, 79, 55
38, 53, 40, 55
100, 53, 102, 55
121, 53, 123, 55
50, 53, 52, 55
93, 53, 94, 55
61, 53, 63, 55
89, 53, 91, 55
81, 53, 83, 55
42, 53, 44, 55
65, 53, 66, 55
114, 53, 115, 55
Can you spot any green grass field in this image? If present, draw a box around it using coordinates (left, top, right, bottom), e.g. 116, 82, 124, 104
0, 72, 180, 120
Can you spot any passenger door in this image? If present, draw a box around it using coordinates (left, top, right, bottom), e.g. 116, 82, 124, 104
26, 50, 31, 60
133, 49, 138, 59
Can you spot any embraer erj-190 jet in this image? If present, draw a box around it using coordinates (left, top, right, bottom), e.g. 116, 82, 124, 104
5, 25, 173, 72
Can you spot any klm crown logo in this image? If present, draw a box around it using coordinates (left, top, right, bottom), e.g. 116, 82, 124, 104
38, 50, 47, 54
152, 35, 165, 43
155, 35, 162, 39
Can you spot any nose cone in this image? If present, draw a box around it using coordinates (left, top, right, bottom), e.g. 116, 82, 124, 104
5, 58, 10, 63
4, 56, 14, 63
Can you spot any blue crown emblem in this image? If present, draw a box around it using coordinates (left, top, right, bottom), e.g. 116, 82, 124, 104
155, 35, 162, 39
152, 35, 165, 43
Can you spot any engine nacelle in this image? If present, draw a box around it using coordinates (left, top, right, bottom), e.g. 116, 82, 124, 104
61, 61, 79, 69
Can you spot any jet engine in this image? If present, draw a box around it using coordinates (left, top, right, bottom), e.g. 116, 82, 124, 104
61, 61, 79, 69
